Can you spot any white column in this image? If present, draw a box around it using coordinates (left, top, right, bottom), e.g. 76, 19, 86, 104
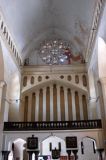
0, 86, 3, 114
57, 85, 61, 121
20, 95, 25, 121
50, 85, 53, 121
86, 95, 89, 119
64, 87, 69, 121
28, 94, 32, 121
0, 81, 6, 122
43, 87, 46, 121
71, 90, 76, 120
35, 90, 39, 121
0, 81, 6, 156
79, 93, 84, 120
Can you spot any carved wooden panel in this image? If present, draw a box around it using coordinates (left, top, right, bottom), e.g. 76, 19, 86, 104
53, 84, 57, 121
60, 87, 65, 121
67, 88, 72, 120
46, 87, 50, 121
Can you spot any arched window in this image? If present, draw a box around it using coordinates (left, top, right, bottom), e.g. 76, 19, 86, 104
23, 76, 27, 87
30, 76, 34, 84
75, 75, 79, 84
82, 75, 87, 87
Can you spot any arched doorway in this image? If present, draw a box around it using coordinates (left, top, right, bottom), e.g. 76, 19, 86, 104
78, 137, 98, 160
41, 135, 66, 156
9, 138, 26, 160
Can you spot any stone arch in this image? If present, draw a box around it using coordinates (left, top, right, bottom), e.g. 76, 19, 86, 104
11, 138, 26, 160
22, 79, 87, 95
41, 135, 66, 156
77, 136, 98, 160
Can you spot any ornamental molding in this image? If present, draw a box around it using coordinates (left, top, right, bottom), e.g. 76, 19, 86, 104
0, 12, 23, 67
22, 64, 87, 75
22, 79, 88, 96
85, 0, 105, 63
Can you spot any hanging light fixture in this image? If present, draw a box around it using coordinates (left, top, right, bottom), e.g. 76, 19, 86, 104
39, 39, 72, 65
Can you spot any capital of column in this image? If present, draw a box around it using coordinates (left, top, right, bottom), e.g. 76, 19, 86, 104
0, 81, 6, 88
36, 90, 40, 95
43, 87, 47, 93
100, 78, 106, 85
50, 85, 53, 89
71, 90, 75, 94
63, 87, 67, 91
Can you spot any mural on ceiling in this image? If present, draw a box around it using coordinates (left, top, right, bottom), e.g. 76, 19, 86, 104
73, 19, 89, 56
64, 48, 84, 64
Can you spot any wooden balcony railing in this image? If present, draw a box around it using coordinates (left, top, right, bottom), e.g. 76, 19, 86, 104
3, 120, 102, 131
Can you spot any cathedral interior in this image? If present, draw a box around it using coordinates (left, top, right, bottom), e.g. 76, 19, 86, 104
0, 0, 106, 160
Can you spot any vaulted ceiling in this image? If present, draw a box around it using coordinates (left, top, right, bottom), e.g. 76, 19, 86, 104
0, 0, 97, 61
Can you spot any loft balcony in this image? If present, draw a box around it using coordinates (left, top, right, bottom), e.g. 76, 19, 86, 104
3, 119, 102, 131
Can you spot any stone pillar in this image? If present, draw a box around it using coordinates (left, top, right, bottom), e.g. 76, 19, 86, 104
72, 149, 78, 160
71, 90, 76, 120
19, 95, 25, 121
79, 94, 84, 120
50, 86, 53, 121
43, 87, 46, 121
98, 78, 106, 152
34, 150, 39, 160
28, 94, 32, 121
2, 151, 10, 160
0, 81, 6, 122
0, 81, 6, 159
64, 87, 68, 121
97, 148, 104, 160
35, 90, 39, 121
27, 151, 33, 160
57, 85, 61, 121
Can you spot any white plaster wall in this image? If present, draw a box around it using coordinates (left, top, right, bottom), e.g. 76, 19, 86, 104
88, 38, 101, 120
0, 39, 21, 121
9, 71, 21, 121
98, 37, 106, 78
88, 67, 97, 119
4, 100, 9, 121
